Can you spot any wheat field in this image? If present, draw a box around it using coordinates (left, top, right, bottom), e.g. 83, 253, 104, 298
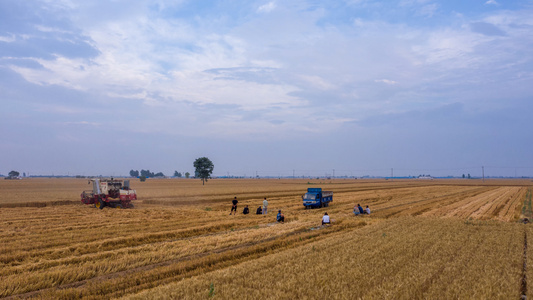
1, 177, 532, 299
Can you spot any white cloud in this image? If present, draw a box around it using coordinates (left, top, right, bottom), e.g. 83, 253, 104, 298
485, 0, 498, 5
400, 0, 432, 5
418, 3, 438, 17
257, 2, 276, 13
399, 0, 439, 17
0, 35, 16, 42
3, 0, 533, 141
298, 75, 335, 90
34, 25, 71, 34
375, 79, 398, 85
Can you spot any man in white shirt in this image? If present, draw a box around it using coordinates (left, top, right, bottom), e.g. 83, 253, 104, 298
322, 212, 330, 225
262, 197, 268, 215
365, 206, 371, 215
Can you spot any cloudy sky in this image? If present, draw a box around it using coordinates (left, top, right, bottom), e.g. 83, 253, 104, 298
1, 0, 532, 178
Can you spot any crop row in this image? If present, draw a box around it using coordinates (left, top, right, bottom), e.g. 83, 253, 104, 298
128, 217, 524, 299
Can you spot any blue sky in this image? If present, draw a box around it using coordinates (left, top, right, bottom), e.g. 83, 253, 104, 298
1, 0, 532, 177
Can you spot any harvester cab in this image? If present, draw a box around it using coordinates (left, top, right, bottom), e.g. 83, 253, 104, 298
81, 178, 137, 209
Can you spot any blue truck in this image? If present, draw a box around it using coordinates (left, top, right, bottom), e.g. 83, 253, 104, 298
302, 188, 333, 208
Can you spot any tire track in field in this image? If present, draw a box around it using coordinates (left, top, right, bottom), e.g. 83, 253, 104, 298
498, 188, 526, 221
417, 238, 469, 296
521, 229, 527, 300
469, 187, 520, 220
443, 187, 520, 220
373, 187, 492, 219
418, 187, 499, 219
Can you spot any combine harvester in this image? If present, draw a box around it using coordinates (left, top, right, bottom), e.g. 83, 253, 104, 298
302, 188, 333, 209
81, 178, 137, 209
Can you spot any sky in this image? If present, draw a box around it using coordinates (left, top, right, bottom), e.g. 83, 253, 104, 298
1, 0, 533, 178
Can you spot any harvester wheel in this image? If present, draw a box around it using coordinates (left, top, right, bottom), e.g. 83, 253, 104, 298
129, 203, 135, 209
116, 204, 123, 209
97, 198, 105, 210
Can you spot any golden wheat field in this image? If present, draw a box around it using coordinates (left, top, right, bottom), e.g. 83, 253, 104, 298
1, 177, 532, 299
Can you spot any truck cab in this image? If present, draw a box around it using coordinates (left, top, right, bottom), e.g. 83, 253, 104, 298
303, 188, 333, 208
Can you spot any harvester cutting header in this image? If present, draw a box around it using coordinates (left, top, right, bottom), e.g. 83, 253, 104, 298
81, 178, 137, 209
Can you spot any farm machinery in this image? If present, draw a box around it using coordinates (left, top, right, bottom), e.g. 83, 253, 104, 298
81, 178, 137, 209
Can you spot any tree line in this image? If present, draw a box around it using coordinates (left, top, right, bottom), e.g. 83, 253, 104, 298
128, 170, 191, 178
129, 156, 214, 185
3, 157, 214, 184
129, 170, 165, 178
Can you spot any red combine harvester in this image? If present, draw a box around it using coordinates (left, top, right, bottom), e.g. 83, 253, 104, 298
81, 178, 137, 209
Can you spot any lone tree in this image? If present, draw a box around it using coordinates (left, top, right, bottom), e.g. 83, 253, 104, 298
193, 157, 214, 185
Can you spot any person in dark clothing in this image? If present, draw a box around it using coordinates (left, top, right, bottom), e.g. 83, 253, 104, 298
243, 205, 249, 215
230, 197, 238, 215
256, 206, 263, 214
358, 204, 364, 214
276, 210, 285, 223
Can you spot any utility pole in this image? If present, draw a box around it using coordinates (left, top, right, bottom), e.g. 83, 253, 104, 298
391, 168, 393, 181
482, 166, 485, 182
293, 169, 295, 179
333, 169, 335, 178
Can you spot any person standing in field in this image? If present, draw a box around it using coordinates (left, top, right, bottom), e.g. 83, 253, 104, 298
230, 197, 238, 215
322, 212, 330, 225
262, 197, 268, 215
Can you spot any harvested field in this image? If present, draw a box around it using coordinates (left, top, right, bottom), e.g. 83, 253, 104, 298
129, 217, 524, 299
1, 178, 532, 299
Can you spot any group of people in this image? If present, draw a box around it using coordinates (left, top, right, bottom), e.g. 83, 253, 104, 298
230, 196, 286, 223
353, 204, 371, 216
321, 204, 371, 226
231, 196, 370, 226
230, 197, 269, 216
